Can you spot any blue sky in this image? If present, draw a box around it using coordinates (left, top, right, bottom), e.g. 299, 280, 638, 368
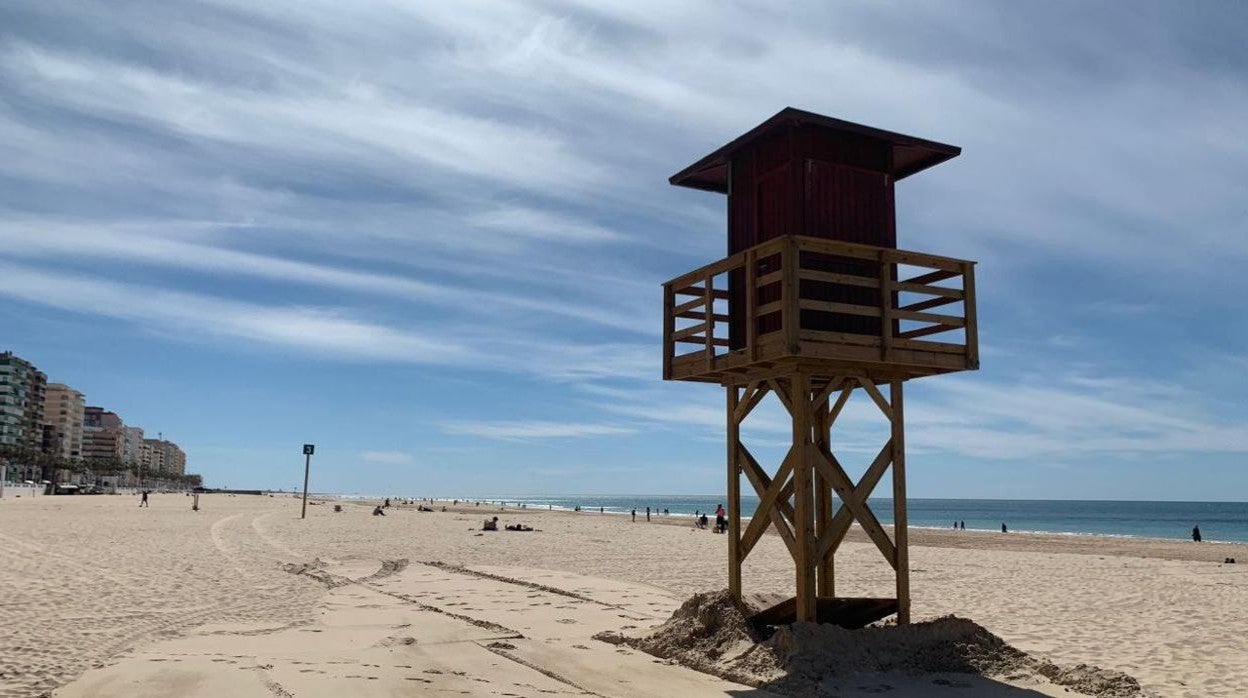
2, 1, 1247, 499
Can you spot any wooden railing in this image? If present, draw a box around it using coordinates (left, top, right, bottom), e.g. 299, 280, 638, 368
662, 236, 978, 380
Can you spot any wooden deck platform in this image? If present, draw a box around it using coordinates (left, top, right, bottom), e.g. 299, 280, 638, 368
663, 235, 978, 385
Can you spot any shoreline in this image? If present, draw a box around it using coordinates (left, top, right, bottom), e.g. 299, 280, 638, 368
314, 495, 1248, 564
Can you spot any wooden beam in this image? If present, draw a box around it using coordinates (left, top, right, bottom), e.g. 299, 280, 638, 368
893, 281, 963, 298
663, 285, 674, 380
879, 250, 894, 363
738, 446, 796, 560
727, 386, 742, 602
676, 310, 729, 322
745, 248, 758, 361
813, 394, 833, 598
704, 274, 714, 371
896, 323, 959, 340
767, 378, 793, 414
672, 323, 709, 341
740, 445, 796, 529
813, 448, 897, 566
734, 382, 769, 423
826, 379, 855, 427
900, 295, 959, 313
791, 372, 816, 622
963, 261, 979, 370
901, 268, 959, 286
799, 300, 883, 318
893, 309, 966, 327
814, 439, 893, 561
673, 297, 707, 315
798, 269, 880, 289
782, 238, 800, 353
891, 380, 910, 625
857, 376, 894, 420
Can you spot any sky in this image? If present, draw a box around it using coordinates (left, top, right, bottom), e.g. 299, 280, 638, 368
2, 1, 1247, 500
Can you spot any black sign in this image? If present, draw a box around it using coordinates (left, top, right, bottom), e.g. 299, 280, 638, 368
302, 444, 315, 455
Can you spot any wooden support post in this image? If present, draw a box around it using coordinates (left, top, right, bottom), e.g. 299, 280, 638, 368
727, 384, 742, 602
790, 372, 816, 622
813, 392, 833, 598
782, 238, 800, 354
745, 248, 758, 361
962, 261, 979, 370
662, 284, 674, 380
891, 379, 910, 625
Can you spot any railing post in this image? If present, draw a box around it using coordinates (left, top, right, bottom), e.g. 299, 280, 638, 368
745, 248, 758, 361
961, 262, 979, 370
663, 284, 675, 380
704, 274, 715, 371
782, 237, 800, 354
879, 250, 894, 362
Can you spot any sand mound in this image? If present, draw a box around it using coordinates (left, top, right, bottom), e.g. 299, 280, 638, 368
596, 590, 1146, 697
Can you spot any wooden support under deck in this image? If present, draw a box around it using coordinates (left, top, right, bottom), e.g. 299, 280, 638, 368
726, 371, 914, 626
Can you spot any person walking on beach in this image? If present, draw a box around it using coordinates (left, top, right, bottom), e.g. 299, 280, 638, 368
960, 521, 965, 530
646, 506, 651, 522
139, 490, 149, 507
1001, 523, 1007, 533
1192, 525, 1202, 543
715, 504, 726, 534
631, 508, 636, 522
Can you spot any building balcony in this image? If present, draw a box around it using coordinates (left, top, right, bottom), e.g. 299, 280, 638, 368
662, 235, 979, 384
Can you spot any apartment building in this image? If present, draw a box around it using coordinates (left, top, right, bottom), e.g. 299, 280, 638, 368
141, 438, 185, 477
43, 383, 86, 460
82, 406, 126, 463
123, 425, 145, 465
0, 351, 47, 450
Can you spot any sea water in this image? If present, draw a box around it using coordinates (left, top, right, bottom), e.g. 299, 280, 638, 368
449, 495, 1248, 543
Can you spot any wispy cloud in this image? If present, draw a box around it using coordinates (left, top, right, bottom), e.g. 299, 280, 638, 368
360, 450, 414, 465
439, 420, 637, 441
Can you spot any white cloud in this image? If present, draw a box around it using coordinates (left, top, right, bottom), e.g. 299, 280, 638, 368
439, 420, 636, 441
360, 450, 414, 465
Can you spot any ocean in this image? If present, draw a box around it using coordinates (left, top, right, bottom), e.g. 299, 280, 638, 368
444, 495, 1248, 544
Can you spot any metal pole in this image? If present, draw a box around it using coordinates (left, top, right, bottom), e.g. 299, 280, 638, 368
301, 452, 311, 519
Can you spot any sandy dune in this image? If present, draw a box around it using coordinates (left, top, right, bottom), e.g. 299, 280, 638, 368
0, 494, 1243, 697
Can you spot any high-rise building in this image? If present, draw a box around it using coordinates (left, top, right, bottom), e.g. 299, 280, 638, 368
82, 406, 126, 463
43, 383, 86, 460
141, 438, 186, 477
0, 351, 47, 450
123, 426, 144, 465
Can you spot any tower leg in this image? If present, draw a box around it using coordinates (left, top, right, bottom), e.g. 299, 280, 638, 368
727, 385, 742, 602
890, 379, 910, 625
813, 393, 833, 598
791, 373, 816, 622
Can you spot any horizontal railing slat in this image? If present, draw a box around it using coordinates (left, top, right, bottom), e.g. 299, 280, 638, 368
894, 309, 965, 326
798, 269, 880, 289
799, 300, 883, 318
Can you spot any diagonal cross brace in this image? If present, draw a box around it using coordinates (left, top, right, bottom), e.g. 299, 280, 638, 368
812, 447, 897, 568
814, 439, 893, 562
738, 444, 796, 559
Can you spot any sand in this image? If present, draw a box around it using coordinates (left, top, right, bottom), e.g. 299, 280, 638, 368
0, 494, 1244, 697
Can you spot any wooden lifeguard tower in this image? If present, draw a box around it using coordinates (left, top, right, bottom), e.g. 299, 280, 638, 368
662, 108, 979, 627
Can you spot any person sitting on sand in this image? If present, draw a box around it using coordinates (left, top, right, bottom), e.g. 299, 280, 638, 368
384, 498, 390, 508
483, 516, 498, 531
698, 514, 709, 530
372, 505, 386, 516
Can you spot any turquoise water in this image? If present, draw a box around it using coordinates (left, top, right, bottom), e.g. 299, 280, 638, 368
452, 496, 1248, 543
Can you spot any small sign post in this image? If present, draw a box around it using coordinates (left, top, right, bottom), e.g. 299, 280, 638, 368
301, 444, 315, 520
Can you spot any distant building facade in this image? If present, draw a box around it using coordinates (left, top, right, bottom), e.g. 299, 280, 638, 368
42, 383, 86, 460
142, 438, 186, 477
82, 406, 126, 463
123, 426, 145, 465
0, 351, 47, 450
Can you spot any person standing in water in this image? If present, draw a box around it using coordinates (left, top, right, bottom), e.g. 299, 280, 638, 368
1192, 525, 1202, 543
1001, 523, 1007, 533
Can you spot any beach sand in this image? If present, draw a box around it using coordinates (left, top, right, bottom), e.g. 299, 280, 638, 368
0, 493, 1244, 697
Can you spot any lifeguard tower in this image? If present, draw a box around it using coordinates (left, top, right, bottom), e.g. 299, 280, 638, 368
662, 108, 979, 627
